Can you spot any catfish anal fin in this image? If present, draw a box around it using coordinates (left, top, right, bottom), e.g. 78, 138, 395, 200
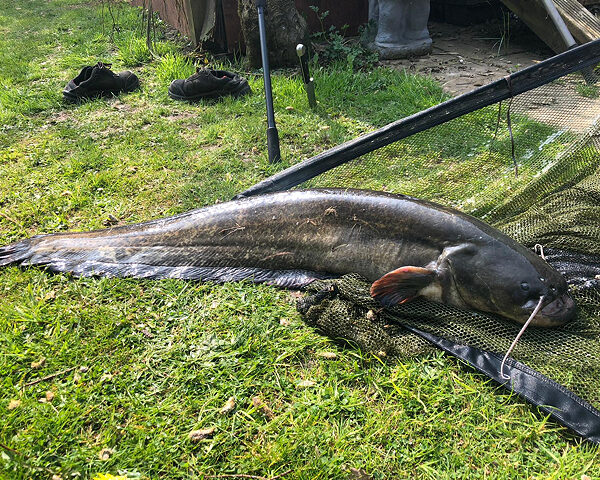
370, 266, 436, 307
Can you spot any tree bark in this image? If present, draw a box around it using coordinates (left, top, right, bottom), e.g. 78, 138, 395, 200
238, 0, 308, 68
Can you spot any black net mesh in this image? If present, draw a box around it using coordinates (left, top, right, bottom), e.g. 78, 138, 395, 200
295, 68, 600, 415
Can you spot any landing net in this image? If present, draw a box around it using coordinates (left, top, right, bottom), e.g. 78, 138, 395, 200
259, 43, 600, 442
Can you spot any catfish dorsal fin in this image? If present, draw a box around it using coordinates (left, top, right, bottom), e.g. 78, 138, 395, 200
370, 266, 436, 307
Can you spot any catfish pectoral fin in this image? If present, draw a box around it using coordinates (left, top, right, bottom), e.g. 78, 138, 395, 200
370, 266, 436, 307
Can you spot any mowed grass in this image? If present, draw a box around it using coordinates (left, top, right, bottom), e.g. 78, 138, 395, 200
0, 1, 599, 479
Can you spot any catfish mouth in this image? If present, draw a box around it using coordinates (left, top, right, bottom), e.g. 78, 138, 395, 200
530, 293, 576, 327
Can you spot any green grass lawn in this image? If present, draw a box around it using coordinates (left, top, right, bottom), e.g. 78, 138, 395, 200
1, 1, 599, 479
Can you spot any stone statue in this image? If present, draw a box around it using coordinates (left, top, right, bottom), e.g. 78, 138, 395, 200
368, 0, 432, 59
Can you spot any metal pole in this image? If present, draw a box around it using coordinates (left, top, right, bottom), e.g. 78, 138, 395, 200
539, 0, 576, 48
256, 0, 281, 163
539, 0, 596, 84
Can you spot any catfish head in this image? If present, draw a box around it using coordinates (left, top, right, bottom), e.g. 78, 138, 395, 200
370, 242, 576, 327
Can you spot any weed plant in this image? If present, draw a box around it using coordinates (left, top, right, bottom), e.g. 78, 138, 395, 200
309, 7, 379, 71
0, 0, 599, 479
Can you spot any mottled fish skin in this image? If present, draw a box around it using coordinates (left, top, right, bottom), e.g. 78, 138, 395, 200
0, 188, 576, 326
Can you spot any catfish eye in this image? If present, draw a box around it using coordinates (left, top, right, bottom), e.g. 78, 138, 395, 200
520, 282, 530, 291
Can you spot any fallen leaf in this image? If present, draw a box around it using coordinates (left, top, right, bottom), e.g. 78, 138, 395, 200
44, 290, 57, 301
252, 396, 275, 420
296, 380, 316, 388
31, 357, 46, 369
188, 427, 215, 443
279, 318, 292, 326
317, 351, 337, 360
45, 391, 55, 402
98, 448, 113, 461
135, 324, 154, 338
219, 396, 236, 415
349, 467, 374, 480
7, 399, 21, 410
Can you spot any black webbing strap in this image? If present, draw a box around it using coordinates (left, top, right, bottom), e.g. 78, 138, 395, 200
404, 325, 600, 444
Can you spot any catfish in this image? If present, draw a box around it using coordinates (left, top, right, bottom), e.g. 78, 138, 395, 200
0, 189, 576, 326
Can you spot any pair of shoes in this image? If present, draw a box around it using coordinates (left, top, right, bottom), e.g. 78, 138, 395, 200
63, 62, 140, 102
63, 63, 250, 103
168, 68, 251, 101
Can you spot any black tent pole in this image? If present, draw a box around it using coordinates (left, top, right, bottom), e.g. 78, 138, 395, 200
256, 0, 281, 163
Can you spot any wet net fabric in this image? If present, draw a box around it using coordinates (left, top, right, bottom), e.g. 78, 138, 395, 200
294, 66, 600, 438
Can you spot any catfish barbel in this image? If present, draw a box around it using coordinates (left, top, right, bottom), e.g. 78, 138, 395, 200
0, 189, 576, 326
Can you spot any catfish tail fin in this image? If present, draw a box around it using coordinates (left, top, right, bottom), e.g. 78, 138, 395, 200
0, 238, 37, 267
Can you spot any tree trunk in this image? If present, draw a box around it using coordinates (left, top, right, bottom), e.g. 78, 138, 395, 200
238, 0, 308, 68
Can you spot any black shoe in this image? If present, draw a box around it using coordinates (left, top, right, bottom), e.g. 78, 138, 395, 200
63, 62, 140, 101
168, 68, 251, 101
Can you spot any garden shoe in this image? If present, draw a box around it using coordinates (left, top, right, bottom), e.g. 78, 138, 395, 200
63, 62, 140, 101
168, 68, 251, 101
